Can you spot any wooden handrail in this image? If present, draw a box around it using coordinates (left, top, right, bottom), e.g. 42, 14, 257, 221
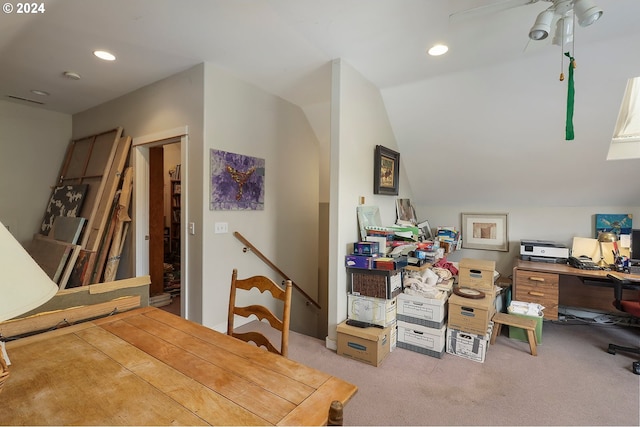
233, 231, 321, 310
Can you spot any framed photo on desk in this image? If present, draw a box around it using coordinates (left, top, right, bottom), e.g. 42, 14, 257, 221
461, 213, 509, 252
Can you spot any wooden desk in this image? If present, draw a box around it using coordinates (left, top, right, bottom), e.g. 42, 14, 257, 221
0, 307, 357, 426
513, 259, 640, 320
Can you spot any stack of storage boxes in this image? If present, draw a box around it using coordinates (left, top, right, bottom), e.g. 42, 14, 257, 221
392, 263, 448, 358
337, 241, 400, 366
446, 259, 496, 363
396, 289, 449, 358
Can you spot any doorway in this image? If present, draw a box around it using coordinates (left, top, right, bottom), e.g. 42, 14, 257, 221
132, 127, 188, 318
160, 142, 182, 309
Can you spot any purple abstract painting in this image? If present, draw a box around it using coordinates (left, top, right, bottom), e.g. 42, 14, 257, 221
210, 149, 265, 210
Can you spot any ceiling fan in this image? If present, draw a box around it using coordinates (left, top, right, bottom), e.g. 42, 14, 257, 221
450, 0, 604, 45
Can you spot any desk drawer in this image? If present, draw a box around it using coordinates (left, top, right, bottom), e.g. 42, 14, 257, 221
514, 270, 559, 320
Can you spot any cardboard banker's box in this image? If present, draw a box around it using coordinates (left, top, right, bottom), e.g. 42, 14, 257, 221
337, 320, 392, 367
458, 258, 495, 292
447, 293, 495, 336
446, 323, 493, 363
397, 321, 446, 359
397, 291, 447, 329
347, 294, 397, 328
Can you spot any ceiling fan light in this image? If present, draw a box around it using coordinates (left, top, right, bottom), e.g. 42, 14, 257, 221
552, 16, 574, 46
529, 9, 554, 40
574, 0, 603, 27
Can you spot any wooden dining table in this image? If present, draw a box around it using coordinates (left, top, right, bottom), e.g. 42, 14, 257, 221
0, 307, 357, 425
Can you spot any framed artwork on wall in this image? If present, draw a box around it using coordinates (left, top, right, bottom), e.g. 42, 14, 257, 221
210, 149, 265, 210
374, 145, 400, 195
595, 213, 632, 237
461, 213, 509, 252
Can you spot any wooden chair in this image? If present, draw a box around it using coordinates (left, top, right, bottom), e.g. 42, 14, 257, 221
227, 269, 292, 357
0, 352, 9, 394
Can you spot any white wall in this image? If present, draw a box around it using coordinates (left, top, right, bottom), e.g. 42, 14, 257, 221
202, 63, 321, 336
68, 62, 322, 334
383, 34, 640, 208
380, 34, 640, 279
415, 205, 640, 277
0, 100, 71, 243
327, 59, 414, 345
72, 64, 205, 322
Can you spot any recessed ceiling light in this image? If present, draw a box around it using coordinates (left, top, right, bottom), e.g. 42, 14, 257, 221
428, 44, 449, 56
62, 71, 81, 80
30, 90, 49, 96
93, 50, 116, 61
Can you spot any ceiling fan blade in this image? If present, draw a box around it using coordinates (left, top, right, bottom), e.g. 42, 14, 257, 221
449, 0, 545, 24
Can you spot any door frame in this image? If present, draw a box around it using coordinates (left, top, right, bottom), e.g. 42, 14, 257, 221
132, 126, 189, 317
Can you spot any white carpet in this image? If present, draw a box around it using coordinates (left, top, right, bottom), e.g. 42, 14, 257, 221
283, 319, 640, 426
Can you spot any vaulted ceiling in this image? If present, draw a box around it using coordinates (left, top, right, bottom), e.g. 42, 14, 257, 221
2, 0, 640, 206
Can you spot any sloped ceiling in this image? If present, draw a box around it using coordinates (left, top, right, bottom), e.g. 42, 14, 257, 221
1, 0, 639, 206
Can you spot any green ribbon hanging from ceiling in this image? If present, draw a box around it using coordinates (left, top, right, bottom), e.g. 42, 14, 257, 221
564, 52, 575, 141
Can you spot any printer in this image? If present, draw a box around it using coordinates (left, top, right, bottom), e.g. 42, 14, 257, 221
520, 240, 570, 263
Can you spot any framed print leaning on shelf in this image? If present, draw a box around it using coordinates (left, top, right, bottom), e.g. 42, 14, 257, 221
461, 213, 509, 252
396, 198, 416, 224
374, 145, 400, 195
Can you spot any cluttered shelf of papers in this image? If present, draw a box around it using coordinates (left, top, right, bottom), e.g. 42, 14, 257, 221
356, 203, 461, 266
357, 229, 459, 268
346, 240, 439, 270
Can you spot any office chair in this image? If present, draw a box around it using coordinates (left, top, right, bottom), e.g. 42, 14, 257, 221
606, 273, 640, 375
227, 269, 292, 357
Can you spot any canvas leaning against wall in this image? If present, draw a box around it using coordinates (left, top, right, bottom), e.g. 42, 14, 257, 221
210, 149, 265, 210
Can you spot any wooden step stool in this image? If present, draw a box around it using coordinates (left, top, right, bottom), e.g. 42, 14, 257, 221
490, 312, 538, 356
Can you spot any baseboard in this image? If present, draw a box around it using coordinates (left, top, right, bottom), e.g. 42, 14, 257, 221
325, 336, 337, 351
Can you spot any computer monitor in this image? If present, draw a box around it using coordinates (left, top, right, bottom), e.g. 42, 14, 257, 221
631, 229, 640, 259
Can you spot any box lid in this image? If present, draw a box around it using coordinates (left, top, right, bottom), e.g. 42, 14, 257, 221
337, 321, 389, 341
448, 293, 494, 310
459, 258, 495, 271
397, 290, 447, 305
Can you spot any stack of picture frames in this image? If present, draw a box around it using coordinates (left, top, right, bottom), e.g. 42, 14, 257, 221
26, 127, 134, 289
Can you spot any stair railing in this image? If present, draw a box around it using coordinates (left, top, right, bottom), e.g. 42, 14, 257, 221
233, 231, 321, 310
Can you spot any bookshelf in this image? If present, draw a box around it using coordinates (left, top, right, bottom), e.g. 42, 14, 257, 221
164, 178, 181, 296
170, 179, 181, 257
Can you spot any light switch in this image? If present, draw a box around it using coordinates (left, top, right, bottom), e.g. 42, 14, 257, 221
214, 222, 228, 234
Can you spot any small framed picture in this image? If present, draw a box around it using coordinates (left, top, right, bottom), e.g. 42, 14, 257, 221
396, 198, 416, 224
461, 213, 509, 252
374, 145, 400, 195
417, 219, 433, 239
